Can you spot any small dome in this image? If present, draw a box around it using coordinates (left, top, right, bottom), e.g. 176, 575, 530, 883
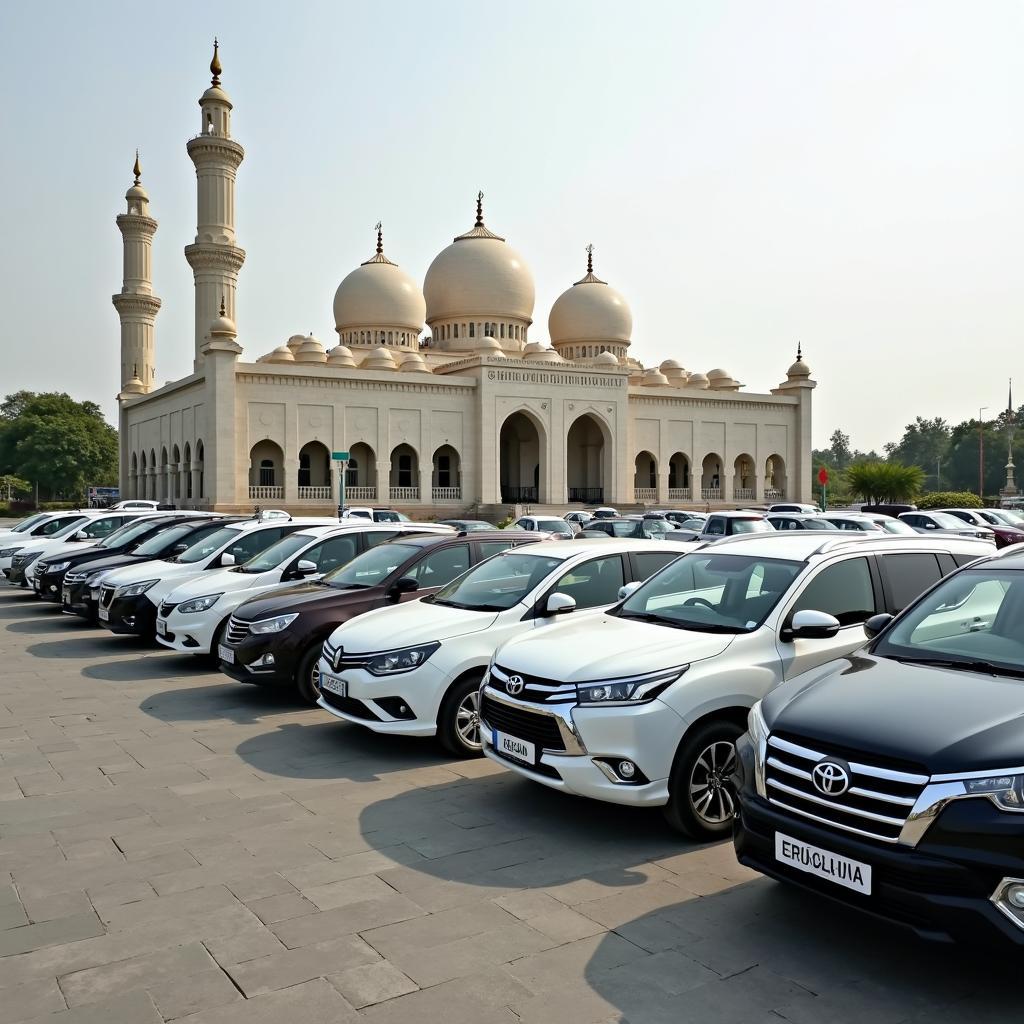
121, 375, 146, 395
200, 84, 232, 107
362, 345, 397, 371
286, 334, 307, 353
294, 335, 327, 363
523, 341, 547, 357
209, 306, 237, 338
595, 350, 619, 366
327, 344, 356, 367
707, 368, 740, 390
126, 183, 149, 203
660, 359, 682, 370
641, 367, 670, 387
548, 251, 632, 347
787, 347, 811, 378
478, 335, 502, 351
263, 344, 296, 364
687, 371, 710, 389
532, 347, 563, 362
399, 352, 432, 374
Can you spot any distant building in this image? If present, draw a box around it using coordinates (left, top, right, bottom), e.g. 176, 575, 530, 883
114, 45, 815, 513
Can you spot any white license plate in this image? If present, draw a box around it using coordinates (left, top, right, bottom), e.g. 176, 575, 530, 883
775, 832, 872, 895
320, 672, 347, 697
218, 644, 234, 664
155, 618, 167, 637
493, 730, 536, 766
98, 606, 110, 622
90, 588, 99, 598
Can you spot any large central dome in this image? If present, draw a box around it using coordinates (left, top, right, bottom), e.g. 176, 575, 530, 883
423, 195, 535, 325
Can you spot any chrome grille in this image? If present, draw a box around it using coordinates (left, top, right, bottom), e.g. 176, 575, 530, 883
159, 601, 178, 618
320, 639, 368, 671
480, 692, 567, 754
99, 584, 116, 608
765, 734, 928, 845
64, 570, 86, 584
225, 617, 250, 645
490, 664, 577, 704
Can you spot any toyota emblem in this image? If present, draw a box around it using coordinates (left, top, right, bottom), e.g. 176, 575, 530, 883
505, 675, 525, 696
811, 760, 850, 796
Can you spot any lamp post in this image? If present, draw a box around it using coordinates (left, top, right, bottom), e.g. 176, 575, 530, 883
979, 407, 989, 501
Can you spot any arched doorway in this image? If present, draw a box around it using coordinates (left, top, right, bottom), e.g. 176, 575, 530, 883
765, 455, 787, 500
159, 447, 169, 502
249, 440, 284, 499
701, 453, 723, 501
432, 445, 462, 501
500, 411, 544, 503
733, 454, 755, 502
129, 452, 139, 499
634, 451, 657, 502
195, 441, 205, 500
183, 443, 192, 500
668, 452, 691, 500
390, 444, 419, 500
298, 441, 331, 499
567, 413, 609, 503
171, 445, 181, 502
345, 442, 377, 500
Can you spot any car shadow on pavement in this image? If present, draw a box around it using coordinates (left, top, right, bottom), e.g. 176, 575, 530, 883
84, 653, 215, 681
0, 600, 50, 619
141, 681, 304, 725
24, 634, 152, 660
7, 615, 96, 634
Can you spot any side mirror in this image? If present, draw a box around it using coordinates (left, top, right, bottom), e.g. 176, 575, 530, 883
388, 576, 419, 601
783, 609, 842, 642
74, 530, 89, 541
171, 542, 189, 554
618, 581, 643, 602
221, 553, 236, 566
545, 592, 576, 616
294, 559, 318, 577
863, 613, 894, 640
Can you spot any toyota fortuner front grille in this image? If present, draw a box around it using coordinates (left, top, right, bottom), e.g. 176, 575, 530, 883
489, 664, 577, 704
480, 693, 566, 753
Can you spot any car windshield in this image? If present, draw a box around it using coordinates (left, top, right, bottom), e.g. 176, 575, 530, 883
49, 517, 90, 539
175, 526, 242, 564
994, 510, 1024, 526
927, 512, 972, 530
801, 518, 838, 530
241, 533, 316, 573
432, 552, 564, 610
874, 569, 1024, 677
731, 518, 773, 534
9, 514, 48, 533
615, 552, 802, 633
374, 511, 409, 522
537, 520, 573, 535
323, 543, 418, 589
96, 519, 153, 549
880, 519, 917, 535
132, 523, 197, 556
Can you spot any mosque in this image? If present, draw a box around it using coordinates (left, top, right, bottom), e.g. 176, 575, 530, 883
113, 44, 816, 515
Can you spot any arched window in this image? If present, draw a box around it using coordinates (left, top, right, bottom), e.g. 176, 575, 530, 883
453, 323, 459, 339
469, 322, 475, 338
346, 457, 358, 487
259, 459, 275, 486
298, 451, 311, 487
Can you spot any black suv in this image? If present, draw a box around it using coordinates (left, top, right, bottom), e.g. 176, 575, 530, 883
734, 547, 1024, 946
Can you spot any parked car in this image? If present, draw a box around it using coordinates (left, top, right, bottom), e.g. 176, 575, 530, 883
564, 511, 594, 527
862, 503, 917, 517
817, 513, 886, 533
900, 511, 993, 541
0, 512, 63, 542
157, 523, 453, 657
700, 510, 774, 541
507, 516, 575, 538
980, 508, 1024, 528
591, 507, 619, 520
480, 531, 994, 839
342, 507, 411, 523
110, 500, 161, 511
219, 532, 541, 704
96, 518, 333, 638
435, 520, 498, 532
734, 546, 1024, 946
661, 511, 707, 528
316, 539, 682, 755
62, 517, 240, 621
578, 517, 674, 541
766, 513, 839, 532
936, 508, 1024, 549
767, 503, 820, 514
1, 511, 115, 586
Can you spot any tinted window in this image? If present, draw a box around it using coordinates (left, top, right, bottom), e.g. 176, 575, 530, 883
632, 550, 680, 580
303, 534, 359, 573
406, 544, 470, 586
226, 528, 287, 564
705, 518, 725, 536
325, 543, 419, 588
552, 555, 625, 610
134, 523, 199, 556
478, 541, 514, 559
879, 552, 944, 613
81, 517, 124, 539
40, 516, 85, 536
433, 552, 564, 610
365, 530, 400, 548
791, 557, 875, 626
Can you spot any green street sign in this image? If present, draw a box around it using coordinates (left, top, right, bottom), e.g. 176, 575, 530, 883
331, 451, 350, 461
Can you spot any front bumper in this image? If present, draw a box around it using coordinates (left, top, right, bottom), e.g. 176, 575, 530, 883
62, 579, 100, 619
218, 630, 301, 687
99, 593, 158, 636
35, 568, 69, 603
155, 610, 219, 654
733, 734, 1024, 946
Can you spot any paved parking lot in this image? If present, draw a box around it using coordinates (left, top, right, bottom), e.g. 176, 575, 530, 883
0, 585, 1017, 1023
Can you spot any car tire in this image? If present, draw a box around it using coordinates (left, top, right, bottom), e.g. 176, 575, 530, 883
295, 644, 323, 707
437, 674, 485, 758
663, 719, 744, 841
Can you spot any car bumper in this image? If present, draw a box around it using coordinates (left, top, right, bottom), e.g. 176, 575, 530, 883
62, 581, 99, 618
99, 594, 158, 636
156, 613, 218, 654
218, 632, 299, 687
36, 570, 68, 602
733, 735, 1024, 946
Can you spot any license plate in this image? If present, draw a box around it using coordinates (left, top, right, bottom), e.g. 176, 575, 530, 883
775, 832, 872, 895
320, 672, 347, 697
156, 618, 167, 638
89, 587, 99, 598
218, 644, 235, 664
98, 606, 109, 622
493, 730, 536, 766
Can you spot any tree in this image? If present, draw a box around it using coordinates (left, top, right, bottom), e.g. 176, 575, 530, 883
0, 392, 118, 499
886, 417, 951, 489
944, 418, 1007, 498
828, 429, 853, 470
844, 461, 925, 504
0, 474, 30, 501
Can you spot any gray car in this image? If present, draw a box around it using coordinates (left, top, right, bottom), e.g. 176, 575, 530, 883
899, 511, 993, 541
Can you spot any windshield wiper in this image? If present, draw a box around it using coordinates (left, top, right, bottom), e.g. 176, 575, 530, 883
616, 611, 743, 633
890, 656, 1024, 678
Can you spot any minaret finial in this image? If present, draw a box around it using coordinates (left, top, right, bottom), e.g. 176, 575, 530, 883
133, 150, 141, 185
375, 221, 383, 255
219, 295, 226, 317
796, 341, 803, 362
210, 38, 222, 86
475, 190, 484, 227
586, 243, 594, 275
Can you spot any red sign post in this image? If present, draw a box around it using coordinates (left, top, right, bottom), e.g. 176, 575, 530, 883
817, 467, 829, 510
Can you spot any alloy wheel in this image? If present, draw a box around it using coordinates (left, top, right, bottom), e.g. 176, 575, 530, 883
688, 740, 737, 825
456, 689, 482, 749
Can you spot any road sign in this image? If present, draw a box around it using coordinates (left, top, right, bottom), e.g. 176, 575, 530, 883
817, 467, 829, 486
331, 451, 350, 462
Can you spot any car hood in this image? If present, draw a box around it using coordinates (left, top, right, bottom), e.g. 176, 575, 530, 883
763, 653, 1024, 775
493, 614, 736, 682
166, 567, 274, 602
37, 540, 103, 562
104, 559, 206, 587
68, 552, 152, 576
232, 581, 383, 622
328, 598, 500, 651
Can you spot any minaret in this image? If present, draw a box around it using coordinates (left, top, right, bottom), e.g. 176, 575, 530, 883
1003, 379, 1018, 500
184, 39, 246, 369
113, 152, 161, 394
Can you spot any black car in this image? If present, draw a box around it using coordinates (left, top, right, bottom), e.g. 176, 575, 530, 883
62, 518, 238, 621
34, 515, 206, 604
734, 547, 1024, 946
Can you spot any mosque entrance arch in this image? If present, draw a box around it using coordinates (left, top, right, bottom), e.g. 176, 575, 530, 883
500, 411, 545, 504
567, 413, 610, 504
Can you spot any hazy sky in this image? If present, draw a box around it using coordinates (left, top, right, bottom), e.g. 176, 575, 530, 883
1, 0, 1021, 451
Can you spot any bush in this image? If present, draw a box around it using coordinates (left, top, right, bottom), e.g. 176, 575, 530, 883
917, 491, 983, 510
39, 501, 79, 511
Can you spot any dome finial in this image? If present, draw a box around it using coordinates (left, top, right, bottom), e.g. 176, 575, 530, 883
796, 341, 803, 362
586, 243, 594, 275
133, 150, 141, 185
475, 190, 484, 228
210, 38, 222, 86
220, 295, 226, 317
375, 221, 383, 255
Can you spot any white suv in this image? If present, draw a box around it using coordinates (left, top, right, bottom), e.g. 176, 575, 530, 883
156, 523, 452, 656
316, 539, 682, 756
480, 532, 995, 839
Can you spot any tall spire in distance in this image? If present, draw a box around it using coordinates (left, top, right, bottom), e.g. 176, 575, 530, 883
133, 150, 141, 185
210, 38, 222, 86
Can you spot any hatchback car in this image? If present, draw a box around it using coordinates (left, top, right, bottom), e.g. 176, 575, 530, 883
734, 547, 1024, 946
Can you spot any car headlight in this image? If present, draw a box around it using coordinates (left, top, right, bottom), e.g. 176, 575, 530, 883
176, 593, 223, 614
0, 547, 21, 557
962, 774, 1024, 812
250, 613, 298, 634
575, 666, 687, 707
86, 569, 111, 583
366, 642, 441, 676
748, 700, 769, 798
19, 552, 41, 566
117, 579, 158, 598
47, 561, 71, 573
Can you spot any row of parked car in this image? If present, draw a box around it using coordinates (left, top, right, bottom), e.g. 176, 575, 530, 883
3, 502, 1023, 946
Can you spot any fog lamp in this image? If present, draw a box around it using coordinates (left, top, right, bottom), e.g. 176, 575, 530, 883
618, 760, 636, 779
1008, 885, 1024, 910
253, 653, 275, 667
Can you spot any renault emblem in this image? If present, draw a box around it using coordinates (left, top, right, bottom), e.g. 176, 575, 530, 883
505, 675, 525, 696
812, 760, 850, 797
332, 647, 343, 672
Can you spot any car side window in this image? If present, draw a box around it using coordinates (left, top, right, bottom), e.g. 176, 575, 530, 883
552, 555, 625, 610
406, 544, 470, 586
515, 519, 532, 531
302, 535, 359, 574
790, 557, 875, 627
228, 528, 285, 563
365, 531, 400, 548
479, 541, 514, 559
83, 518, 120, 538
878, 552, 945, 613
705, 518, 725, 536
631, 551, 679, 580
40, 519, 71, 535
903, 515, 922, 527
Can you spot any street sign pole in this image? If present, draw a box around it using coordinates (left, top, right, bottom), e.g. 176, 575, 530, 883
817, 467, 830, 512
332, 451, 350, 520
